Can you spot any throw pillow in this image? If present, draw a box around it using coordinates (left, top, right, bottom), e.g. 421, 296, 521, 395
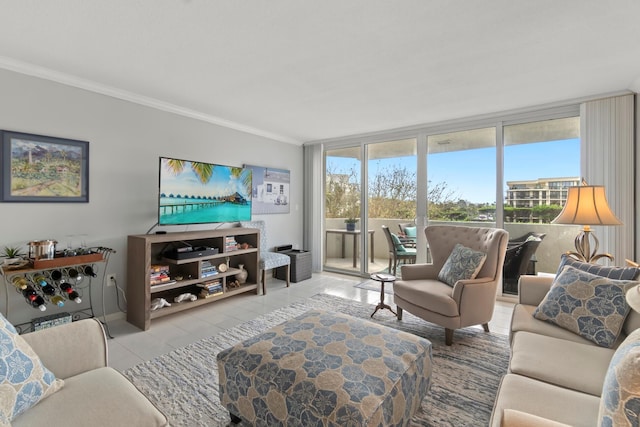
598, 327, 640, 426
0, 312, 64, 424
556, 254, 640, 280
404, 226, 417, 238
437, 243, 487, 287
534, 265, 637, 348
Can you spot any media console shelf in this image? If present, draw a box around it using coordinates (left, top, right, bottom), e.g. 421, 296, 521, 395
127, 228, 260, 330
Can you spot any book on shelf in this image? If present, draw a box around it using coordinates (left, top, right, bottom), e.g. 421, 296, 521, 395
150, 279, 176, 287
150, 264, 170, 273
200, 290, 224, 298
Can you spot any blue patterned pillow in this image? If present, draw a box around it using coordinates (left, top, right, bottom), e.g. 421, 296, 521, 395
598, 327, 640, 426
437, 243, 487, 287
556, 254, 640, 280
0, 312, 64, 424
534, 265, 637, 348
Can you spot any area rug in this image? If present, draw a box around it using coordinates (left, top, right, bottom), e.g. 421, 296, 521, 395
124, 293, 509, 426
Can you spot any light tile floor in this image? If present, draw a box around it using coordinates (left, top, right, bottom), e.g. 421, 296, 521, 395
106, 272, 514, 372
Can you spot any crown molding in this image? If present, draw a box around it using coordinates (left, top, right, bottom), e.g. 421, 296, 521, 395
0, 56, 301, 145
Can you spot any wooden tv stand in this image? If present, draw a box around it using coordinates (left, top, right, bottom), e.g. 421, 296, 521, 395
126, 228, 260, 330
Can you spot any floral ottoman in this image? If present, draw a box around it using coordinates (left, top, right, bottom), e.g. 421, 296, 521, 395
217, 309, 432, 426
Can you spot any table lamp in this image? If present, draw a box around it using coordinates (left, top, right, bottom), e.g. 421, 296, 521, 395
626, 284, 640, 313
551, 185, 622, 263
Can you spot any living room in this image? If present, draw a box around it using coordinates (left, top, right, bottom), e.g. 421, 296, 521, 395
2, 2, 640, 426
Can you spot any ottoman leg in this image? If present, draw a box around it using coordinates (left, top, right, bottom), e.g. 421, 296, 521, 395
229, 412, 242, 424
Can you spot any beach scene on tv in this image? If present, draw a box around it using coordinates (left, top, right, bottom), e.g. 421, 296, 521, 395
159, 158, 252, 225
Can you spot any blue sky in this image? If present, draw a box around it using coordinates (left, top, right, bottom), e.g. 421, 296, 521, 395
328, 138, 580, 204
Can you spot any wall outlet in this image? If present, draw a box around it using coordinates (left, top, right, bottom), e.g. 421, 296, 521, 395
105, 274, 116, 287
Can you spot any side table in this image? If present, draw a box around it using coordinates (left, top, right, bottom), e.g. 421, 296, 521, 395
370, 273, 397, 317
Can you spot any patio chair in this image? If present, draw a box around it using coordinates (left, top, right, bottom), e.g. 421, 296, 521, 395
502, 233, 545, 294
382, 225, 416, 276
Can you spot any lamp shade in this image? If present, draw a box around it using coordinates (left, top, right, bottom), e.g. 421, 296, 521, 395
552, 185, 622, 226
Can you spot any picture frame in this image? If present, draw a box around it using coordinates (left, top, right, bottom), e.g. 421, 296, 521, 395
0, 130, 89, 202
244, 164, 290, 214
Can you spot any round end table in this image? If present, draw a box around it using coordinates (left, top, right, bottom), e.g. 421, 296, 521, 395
370, 273, 397, 318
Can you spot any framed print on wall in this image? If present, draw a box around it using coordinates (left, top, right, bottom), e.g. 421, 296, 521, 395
0, 130, 89, 202
244, 164, 290, 214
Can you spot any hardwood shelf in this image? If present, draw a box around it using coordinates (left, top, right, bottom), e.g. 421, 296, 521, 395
127, 228, 260, 330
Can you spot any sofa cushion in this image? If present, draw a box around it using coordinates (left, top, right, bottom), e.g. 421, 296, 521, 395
490, 373, 601, 427
437, 243, 486, 287
556, 254, 640, 280
598, 327, 640, 427
12, 367, 168, 427
510, 331, 614, 396
393, 279, 459, 316
0, 312, 64, 425
533, 265, 636, 348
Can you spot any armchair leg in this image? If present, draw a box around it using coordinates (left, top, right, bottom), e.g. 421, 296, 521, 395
262, 270, 267, 295
482, 323, 490, 332
445, 328, 454, 346
397, 306, 403, 320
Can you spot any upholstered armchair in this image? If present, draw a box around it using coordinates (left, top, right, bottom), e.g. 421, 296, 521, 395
240, 220, 290, 294
393, 225, 509, 345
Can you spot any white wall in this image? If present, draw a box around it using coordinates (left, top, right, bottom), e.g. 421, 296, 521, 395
0, 69, 303, 324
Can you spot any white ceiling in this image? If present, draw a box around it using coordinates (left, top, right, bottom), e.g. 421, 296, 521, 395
1, 0, 640, 145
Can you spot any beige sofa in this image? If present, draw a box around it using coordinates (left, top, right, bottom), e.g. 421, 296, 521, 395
490, 274, 640, 426
12, 318, 168, 427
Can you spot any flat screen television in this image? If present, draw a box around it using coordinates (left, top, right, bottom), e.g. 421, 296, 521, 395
158, 156, 252, 225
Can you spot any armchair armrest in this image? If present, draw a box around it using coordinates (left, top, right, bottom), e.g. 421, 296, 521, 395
400, 263, 440, 280
21, 318, 108, 379
518, 275, 554, 306
501, 409, 572, 427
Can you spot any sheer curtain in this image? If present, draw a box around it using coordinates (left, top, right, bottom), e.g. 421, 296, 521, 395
581, 93, 635, 263
303, 143, 324, 272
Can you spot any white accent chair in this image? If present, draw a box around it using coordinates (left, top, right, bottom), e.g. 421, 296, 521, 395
241, 220, 290, 294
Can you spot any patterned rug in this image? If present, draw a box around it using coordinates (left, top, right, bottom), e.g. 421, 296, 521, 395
124, 294, 509, 426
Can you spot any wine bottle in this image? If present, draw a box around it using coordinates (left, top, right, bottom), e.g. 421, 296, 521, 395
50, 270, 63, 281
49, 294, 65, 307
22, 286, 46, 311
83, 265, 97, 277
33, 274, 48, 287
60, 283, 82, 303
11, 276, 28, 290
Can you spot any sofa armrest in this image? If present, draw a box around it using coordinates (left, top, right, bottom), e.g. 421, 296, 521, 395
518, 275, 554, 306
400, 263, 440, 280
501, 409, 572, 427
21, 318, 108, 379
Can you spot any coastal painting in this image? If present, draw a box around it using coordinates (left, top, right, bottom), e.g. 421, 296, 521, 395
245, 164, 290, 214
0, 130, 89, 202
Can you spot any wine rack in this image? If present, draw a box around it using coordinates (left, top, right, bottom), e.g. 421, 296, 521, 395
0, 247, 116, 336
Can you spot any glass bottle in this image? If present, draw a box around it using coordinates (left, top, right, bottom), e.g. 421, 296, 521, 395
11, 276, 28, 290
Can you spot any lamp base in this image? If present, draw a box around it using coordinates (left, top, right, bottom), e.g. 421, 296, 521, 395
566, 228, 614, 264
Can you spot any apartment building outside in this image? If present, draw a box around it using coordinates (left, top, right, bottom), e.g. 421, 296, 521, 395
505, 177, 580, 222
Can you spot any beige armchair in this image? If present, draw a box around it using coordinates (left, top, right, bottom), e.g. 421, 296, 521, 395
393, 225, 509, 345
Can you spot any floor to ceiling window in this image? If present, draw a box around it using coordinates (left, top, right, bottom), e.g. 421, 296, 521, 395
318, 106, 581, 289
502, 117, 580, 293
427, 127, 497, 226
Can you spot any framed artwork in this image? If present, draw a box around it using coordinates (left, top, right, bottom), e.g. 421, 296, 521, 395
244, 164, 290, 214
0, 130, 89, 202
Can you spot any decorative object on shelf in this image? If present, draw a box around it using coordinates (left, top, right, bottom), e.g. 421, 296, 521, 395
174, 293, 197, 303
244, 164, 291, 215
150, 298, 171, 311
28, 240, 57, 260
551, 183, 622, 263
218, 263, 228, 273
0, 130, 89, 203
227, 280, 241, 289
345, 218, 358, 232
235, 264, 248, 284
2, 246, 25, 265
